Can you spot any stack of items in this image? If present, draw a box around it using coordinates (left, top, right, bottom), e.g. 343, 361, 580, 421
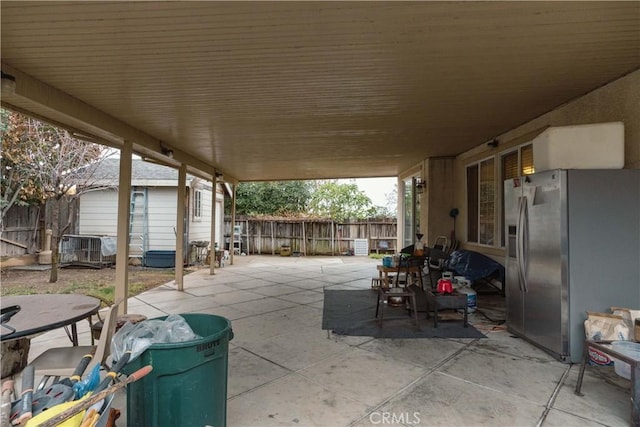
584, 307, 640, 379
1, 357, 151, 427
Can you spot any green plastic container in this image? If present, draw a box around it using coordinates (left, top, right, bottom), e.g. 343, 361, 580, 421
123, 313, 234, 427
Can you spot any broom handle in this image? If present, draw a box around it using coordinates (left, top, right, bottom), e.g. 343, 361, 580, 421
37, 365, 152, 427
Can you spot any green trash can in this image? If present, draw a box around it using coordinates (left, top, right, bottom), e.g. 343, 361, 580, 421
123, 313, 234, 427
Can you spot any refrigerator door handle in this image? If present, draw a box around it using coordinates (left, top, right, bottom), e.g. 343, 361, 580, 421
516, 196, 525, 291
521, 197, 529, 292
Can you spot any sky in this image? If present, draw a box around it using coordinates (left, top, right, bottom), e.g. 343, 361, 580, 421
350, 177, 397, 208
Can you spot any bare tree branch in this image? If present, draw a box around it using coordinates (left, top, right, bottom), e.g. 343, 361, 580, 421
1, 109, 114, 282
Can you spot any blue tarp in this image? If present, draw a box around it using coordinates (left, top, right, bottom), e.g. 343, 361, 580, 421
445, 250, 505, 290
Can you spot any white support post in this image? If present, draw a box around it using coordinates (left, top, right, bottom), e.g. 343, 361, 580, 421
115, 141, 133, 314
175, 165, 186, 290
230, 184, 237, 265
209, 172, 217, 275
397, 177, 403, 253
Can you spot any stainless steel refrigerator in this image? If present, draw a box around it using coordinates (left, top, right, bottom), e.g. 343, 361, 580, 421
504, 169, 640, 363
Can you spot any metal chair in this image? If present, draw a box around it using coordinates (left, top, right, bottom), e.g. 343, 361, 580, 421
426, 236, 452, 287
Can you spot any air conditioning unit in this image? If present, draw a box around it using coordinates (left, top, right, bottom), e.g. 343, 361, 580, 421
353, 239, 369, 256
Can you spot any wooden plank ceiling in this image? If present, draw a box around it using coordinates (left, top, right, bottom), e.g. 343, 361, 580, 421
1, 1, 639, 183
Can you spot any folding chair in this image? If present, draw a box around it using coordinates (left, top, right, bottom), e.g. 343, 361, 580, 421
28, 299, 123, 390
426, 236, 450, 287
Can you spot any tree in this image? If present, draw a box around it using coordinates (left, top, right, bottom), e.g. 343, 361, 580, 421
1, 110, 111, 282
228, 179, 396, 220
231, 181, 313, 216
307, 181, 375, 221
0, 110, 46, 220
368, 204, 396, 219
384, 183, 398, 214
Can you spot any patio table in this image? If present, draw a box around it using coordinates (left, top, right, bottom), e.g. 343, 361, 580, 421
1, 294, 100, 345
376, 264, 422, 288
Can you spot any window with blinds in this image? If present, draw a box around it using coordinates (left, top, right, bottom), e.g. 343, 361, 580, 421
467, 144, 534, 248
502, 151, 519, 181
521, 144, 534, 175
467, 165, 479, 243
467, 159, 495, 245
479, 159, 495, 245
500, 144, 534, 246
502, 144, 534, 180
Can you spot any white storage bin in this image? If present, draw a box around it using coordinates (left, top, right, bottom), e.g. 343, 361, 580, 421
611, 340, 640, 380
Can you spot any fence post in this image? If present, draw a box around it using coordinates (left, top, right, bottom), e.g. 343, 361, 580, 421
257, 220, 262, 255
245, 219, 249, 254
331, 221, 334, 256
302, 221, 307, 256
271, 221, 275, 255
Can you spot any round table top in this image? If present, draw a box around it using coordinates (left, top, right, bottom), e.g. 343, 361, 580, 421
1, 294, 101, 341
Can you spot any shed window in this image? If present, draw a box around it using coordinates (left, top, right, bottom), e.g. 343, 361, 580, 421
193, 189, 202, 220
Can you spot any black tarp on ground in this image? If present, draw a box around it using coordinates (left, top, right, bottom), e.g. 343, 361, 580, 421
322, 289, 485, 339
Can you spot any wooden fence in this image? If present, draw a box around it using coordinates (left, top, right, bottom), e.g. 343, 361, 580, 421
2, 205, 396, 259
224, 217, 397, 256
1, 199, 78, 257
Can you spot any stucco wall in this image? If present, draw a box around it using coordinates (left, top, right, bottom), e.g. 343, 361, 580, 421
422, 157, 456, 246
452, 69, 640, 258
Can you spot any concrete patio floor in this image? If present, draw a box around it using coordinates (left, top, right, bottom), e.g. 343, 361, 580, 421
27, 255, 632, 426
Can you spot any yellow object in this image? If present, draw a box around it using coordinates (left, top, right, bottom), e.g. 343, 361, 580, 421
79, 409, 99, 427
280, 246, 291, 257
25, 394, 90, 427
